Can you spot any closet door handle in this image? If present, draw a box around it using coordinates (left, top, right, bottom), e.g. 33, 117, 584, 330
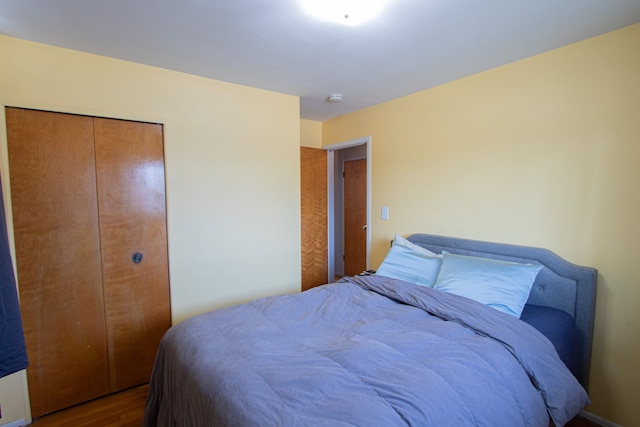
132, 252, 143, 264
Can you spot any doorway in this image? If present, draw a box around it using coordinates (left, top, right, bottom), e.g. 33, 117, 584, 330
325, 137, 371, 280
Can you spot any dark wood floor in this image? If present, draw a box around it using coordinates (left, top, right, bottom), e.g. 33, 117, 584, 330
30, 383, 600, 426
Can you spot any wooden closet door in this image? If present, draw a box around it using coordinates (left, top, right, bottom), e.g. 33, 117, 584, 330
93, 118, 171, 392
300, 147, 328, 291
6, 108, 111, 417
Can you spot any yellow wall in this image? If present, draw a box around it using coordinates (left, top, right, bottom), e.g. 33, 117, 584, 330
300, 118, 323, 148
0, 36, 301, 423
323, 24, 640, 426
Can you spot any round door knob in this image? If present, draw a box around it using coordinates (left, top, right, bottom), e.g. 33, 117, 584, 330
132, 252, 143, 264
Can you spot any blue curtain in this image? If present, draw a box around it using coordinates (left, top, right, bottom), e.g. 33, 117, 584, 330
0, 176, 28, 378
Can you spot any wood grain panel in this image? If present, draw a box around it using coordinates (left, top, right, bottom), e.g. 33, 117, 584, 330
93, 118, 171, 392
300, 147, 328, 290
6, 108, 110, 417
344, 159, 367, 276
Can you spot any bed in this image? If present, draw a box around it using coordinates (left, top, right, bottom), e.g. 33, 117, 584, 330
143, 233, 597, 427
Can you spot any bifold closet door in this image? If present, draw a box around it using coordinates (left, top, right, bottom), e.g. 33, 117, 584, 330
6, 108, 111, 417
93, 118, 171, 392
7, 108, 171, 418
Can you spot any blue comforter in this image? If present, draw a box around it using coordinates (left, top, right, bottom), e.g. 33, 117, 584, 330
144, 276, 589, 427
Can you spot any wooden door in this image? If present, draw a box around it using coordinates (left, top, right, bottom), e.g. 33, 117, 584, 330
7, 108, 171, 417
300, 147, 328, 290
93, 118, 171, 392
343, 159, 367, 276
6, 108, 111, 417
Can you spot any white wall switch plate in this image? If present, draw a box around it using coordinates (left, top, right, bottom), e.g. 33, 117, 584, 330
381, 206, 389, 220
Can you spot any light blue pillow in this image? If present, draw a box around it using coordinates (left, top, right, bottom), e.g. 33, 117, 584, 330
375, 243, 441, 287
433, 252, 542, 317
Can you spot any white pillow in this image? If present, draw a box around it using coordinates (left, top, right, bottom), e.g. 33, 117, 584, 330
392, 234, 439, 257
375, 235, 442, 287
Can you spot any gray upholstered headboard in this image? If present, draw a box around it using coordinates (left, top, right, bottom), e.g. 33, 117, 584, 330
407, 233, 597, 390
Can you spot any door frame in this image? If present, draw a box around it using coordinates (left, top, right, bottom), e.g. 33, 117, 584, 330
324, 136, 371, 280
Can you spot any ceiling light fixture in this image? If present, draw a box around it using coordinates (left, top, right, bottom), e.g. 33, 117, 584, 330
327, 94, 344, 103
301, 0, 391, 26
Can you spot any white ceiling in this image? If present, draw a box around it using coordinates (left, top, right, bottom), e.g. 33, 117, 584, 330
1, 0, 639, 121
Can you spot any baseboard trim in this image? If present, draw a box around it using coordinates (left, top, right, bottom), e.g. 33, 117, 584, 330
580, 411, 623, 427
0, 419, 27, 427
